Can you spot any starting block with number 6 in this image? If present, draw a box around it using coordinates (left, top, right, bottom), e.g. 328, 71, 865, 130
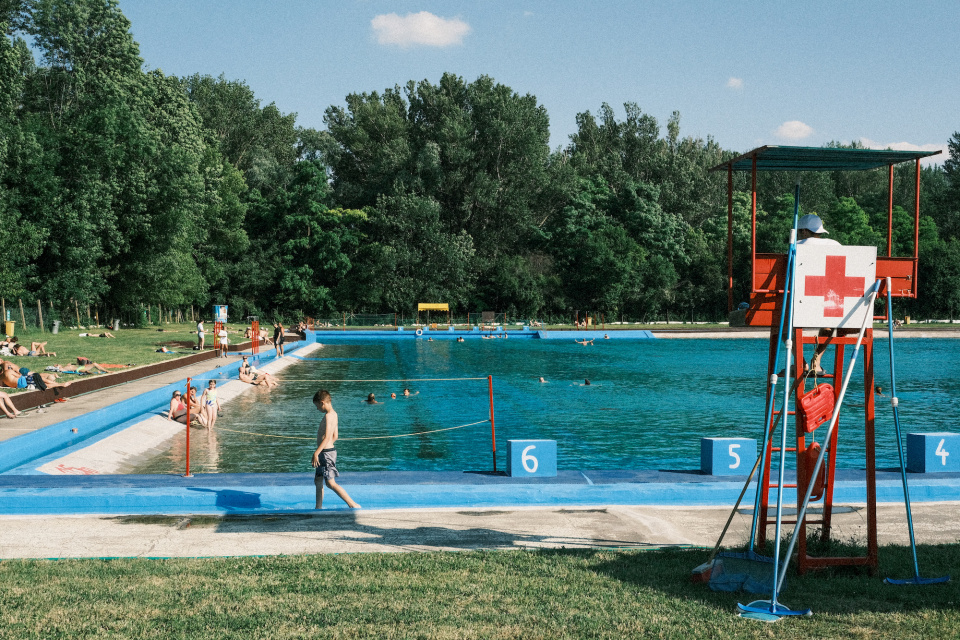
907, 432, 959, 473
700, 437, 757, 476
506, 440, 557, 477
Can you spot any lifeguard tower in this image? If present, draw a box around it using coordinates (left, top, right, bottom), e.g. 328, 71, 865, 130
710, 146, 941, 575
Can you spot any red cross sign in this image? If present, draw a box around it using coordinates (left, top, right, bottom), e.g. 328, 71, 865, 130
793, 245, 877, 328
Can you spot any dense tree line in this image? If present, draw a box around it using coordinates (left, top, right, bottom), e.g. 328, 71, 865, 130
2, 0, 959, 324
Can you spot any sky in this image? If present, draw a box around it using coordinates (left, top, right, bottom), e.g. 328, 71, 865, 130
115, 0, 959, 164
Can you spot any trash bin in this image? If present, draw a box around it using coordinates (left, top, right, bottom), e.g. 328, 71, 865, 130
52, 320, 61, 334
905, 316, 911, 325
3, 321, 14, 337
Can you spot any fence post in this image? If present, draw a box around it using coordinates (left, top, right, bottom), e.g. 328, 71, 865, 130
488, 375, 497, 473
18, 299, 26, 332
37, 300, 44, 333
184, 377, 193, 477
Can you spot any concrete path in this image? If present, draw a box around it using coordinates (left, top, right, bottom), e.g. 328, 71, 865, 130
0, 502, 956, 559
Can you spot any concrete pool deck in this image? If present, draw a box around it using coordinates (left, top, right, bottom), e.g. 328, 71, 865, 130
1, 500, 958, 559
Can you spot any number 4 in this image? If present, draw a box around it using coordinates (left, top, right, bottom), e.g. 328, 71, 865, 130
936, 439, 950, 466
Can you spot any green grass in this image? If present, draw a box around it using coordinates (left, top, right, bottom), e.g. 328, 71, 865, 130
0, 545, 957, 639
2, 324, 248, 392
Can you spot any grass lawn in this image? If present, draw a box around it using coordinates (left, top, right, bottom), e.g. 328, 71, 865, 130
1, 324, 250, 392
0, 545, 957, 639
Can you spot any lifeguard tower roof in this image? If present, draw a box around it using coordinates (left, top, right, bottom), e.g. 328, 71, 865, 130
710, 144, 943, 315
710, 145, 941, 173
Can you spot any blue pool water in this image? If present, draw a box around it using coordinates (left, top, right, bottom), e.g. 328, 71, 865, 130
134, 338, 960, 474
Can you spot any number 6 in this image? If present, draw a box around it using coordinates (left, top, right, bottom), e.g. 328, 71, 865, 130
522, 445, 539, 473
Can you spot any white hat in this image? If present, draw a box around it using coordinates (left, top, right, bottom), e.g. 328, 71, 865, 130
798, 214, 828, 234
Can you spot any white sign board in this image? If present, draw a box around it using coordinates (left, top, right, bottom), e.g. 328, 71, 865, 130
793, 244, 877, 329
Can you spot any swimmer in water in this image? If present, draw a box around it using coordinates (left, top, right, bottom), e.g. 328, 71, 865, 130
875, 385, 887, 397
403, 388, 419, 397
390, 393, 397, 399
538, 377, 547, 383
575, 339, 594, 346
366, 393, 380, 404
604, 334, 610, 339
584, 379, 591, 386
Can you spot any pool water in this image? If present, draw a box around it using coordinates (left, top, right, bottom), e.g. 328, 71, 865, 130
133, 338, 960, 474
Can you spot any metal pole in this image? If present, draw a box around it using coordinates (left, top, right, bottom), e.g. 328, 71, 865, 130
913, 158, 921, 296
727, 163, 734, 312
488, 375, 497, 473
887, 164, 894, 257
184, 377, 193, 477
750, 156, 758, 296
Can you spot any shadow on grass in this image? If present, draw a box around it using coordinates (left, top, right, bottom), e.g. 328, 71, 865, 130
587, 539, 960, 616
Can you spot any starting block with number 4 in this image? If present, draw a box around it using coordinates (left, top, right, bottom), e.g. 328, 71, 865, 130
506, 439, 557, 477
907, 432, 959, 473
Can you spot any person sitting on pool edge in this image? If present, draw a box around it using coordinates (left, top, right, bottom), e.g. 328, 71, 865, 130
239, 356, 277, 387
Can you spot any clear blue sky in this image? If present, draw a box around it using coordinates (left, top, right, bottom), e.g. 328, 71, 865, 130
117, 0, 958, 163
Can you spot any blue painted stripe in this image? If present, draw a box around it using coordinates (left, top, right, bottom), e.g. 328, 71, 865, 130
0, 343, 304, 474
0, 474, 956, 515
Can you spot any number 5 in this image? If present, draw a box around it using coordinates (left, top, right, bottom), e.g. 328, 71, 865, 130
728, 443, 741, 469
522, 445, 539, 473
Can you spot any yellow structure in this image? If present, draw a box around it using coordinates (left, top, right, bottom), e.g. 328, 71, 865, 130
417, 303, 450, 325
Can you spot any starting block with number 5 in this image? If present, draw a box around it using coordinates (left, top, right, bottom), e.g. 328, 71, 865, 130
506, 439, 557, 477
907, 432, 959, 473
701, 437, 757, 476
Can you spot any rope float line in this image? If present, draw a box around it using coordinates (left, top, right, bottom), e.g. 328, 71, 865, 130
213, 419, 490, 441
63, 375, 491, 389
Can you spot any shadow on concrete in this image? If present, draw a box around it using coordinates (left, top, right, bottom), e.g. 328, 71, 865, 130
186, 487, 262, 510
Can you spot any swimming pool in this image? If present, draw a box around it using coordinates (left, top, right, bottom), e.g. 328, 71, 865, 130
130, 337, 960, 475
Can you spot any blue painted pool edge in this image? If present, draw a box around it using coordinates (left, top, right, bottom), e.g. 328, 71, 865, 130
0, 342, 306, 475
0, 473, 956, 515
308, 329, 655, 340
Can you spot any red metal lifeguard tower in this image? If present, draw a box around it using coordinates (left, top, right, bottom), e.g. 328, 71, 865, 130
710, 145, 941, 575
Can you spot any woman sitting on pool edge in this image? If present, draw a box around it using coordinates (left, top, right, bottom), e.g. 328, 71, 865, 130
238, 356, 278, 387
167, 390, 187, 422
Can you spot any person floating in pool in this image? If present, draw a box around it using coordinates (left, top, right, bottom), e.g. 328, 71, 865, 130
312, 389, 361, 510
457, 336, 465, 342
390, 392, 397, 399
604, 334, 610, 339
538, 377, 547, 383
403, 388, 418, 397
575, 339, 594, 346
584, 379, 591, 386
365, 393, 380, 404
875, 385, 887, 397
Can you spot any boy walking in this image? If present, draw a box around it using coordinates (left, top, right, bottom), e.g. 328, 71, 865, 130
312, 389, 361, 509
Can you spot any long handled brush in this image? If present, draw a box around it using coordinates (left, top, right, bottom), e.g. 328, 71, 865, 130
882, 277, 950, 586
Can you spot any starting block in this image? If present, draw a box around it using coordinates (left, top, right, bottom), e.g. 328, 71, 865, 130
701, 437, 757, 476
506, 439, 557, 477
907, 432, 959, 473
